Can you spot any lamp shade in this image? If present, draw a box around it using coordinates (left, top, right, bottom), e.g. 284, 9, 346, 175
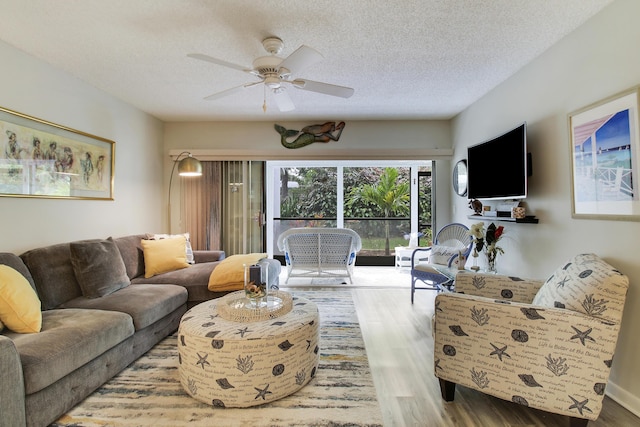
178, 155, 202, 176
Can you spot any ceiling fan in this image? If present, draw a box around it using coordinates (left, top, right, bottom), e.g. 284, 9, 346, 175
187, 37, 354, 112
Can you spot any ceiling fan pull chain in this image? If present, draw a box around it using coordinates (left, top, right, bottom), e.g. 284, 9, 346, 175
263, 85, 267, 113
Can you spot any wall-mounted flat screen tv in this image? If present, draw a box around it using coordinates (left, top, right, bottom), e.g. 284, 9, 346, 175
467, 122, 528, 200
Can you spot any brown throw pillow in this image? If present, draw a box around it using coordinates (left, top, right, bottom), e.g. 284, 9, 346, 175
70, 238, 131, 298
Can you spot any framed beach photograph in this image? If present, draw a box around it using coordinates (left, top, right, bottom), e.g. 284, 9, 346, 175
569, 86, 640, 221
0, 106, 114, 200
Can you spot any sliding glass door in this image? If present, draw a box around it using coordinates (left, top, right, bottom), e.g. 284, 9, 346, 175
266, 161, 433, 265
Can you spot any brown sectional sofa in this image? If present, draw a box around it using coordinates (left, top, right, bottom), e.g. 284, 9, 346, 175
0, 234, 280, 427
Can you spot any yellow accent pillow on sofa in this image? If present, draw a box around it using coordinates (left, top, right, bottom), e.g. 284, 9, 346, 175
208, 253, 267, 291
141, 236, 190, 278
0, 265, 42, 333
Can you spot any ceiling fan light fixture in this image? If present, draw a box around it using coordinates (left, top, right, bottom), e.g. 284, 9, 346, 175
265, 75, 281, 89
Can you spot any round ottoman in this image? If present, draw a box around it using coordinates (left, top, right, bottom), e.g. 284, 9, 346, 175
178, 291, 319, 408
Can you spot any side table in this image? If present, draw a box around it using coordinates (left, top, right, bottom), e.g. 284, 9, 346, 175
178, 290, 320, 408
395, 246, 429, 269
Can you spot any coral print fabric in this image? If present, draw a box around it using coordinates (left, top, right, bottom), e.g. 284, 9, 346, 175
532, 253, 628, 324
435, 254, 628, 421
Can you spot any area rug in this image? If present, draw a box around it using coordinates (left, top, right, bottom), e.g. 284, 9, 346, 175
51, 291, 383, 427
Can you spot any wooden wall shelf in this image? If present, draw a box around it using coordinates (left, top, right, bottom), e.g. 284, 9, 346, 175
467, 215, 539, 224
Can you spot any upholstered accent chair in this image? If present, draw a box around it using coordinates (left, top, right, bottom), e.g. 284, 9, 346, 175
433, 253, 628, 427
410, 223, 472, 303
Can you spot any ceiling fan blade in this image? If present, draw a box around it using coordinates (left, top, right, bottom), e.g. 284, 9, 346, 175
278, 45, 323, 74
272, 88, 295, 112
203, 81, 261, 101
291, 79, 354, 98
187, 53, 253, 73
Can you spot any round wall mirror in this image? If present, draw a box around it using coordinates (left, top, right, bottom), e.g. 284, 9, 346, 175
453, 160, 468, 197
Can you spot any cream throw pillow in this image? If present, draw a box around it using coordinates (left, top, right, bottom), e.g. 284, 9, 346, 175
208, 253, 267, 291
141, 236, 190, 278
532, 253, 629, 323
430, 245, 458, 266
0, 265, 42, 333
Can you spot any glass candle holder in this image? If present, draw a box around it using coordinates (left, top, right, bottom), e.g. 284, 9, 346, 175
244, 263, 267, 308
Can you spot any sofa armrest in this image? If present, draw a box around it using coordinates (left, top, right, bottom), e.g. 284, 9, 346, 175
0, 335, 26, 427
455, 271, 544, 303
434, 292, 620, 421
193, 250, 225, 263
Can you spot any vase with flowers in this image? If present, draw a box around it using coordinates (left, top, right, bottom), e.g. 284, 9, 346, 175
468, 222, 505, 273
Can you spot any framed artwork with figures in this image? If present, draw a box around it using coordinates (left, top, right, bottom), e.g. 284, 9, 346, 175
0, 106, 114, 200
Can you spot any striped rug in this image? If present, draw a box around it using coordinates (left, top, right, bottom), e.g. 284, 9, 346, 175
51, 290, 383, 427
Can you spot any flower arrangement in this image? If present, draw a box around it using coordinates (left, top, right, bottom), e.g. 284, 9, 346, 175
469, 222, 504, 272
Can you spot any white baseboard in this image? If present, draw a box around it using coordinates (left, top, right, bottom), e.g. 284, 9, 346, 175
606, 380, 640, 418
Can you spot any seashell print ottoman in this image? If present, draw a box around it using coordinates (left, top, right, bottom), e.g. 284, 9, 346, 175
178, 291, 319, 408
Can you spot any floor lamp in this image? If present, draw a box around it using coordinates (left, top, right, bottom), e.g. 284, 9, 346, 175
168, 152, 202, 233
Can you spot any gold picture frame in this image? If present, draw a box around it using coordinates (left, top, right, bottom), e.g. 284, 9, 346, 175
569, 86, 640, 220
0, 106, 114, 200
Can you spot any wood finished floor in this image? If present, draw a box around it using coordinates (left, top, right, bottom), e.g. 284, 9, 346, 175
283, 281, 640, 427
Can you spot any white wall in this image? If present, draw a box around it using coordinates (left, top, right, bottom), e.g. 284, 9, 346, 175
451, 0, 640, 414
0, 41, 164, 253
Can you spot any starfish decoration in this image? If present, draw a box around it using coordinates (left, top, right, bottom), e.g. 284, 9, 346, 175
556, 277, 569, 288
568, 395, 592, 416
489, 343, 511, 362
236, 326, 251, 338
196, 352, 210, 370
254, 383, 273, 400
570, 326, 596, 346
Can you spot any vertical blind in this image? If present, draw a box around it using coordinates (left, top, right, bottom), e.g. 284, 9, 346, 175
182, 161, 264, 255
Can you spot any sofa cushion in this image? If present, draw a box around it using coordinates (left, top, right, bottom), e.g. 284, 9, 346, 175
208, 253, 266, 291
20, 242, 83, 310
112, 234, 147, 280
0, 265, 42, 333
0, 252, 37, 289
61, 284, 187, 330
141, 236, 190, 278
532, 253, 628, 323
4, 308, 134, 394
131, 261, 223, 301
70, 238, 131, 298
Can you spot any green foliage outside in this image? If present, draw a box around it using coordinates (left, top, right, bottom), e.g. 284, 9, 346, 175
346, 168, 409, 255
279, 166, 432, 255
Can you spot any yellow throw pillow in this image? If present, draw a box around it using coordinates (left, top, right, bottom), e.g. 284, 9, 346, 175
141, 236, 190, 278
208, 253, 267, 291
0, 265, 42, 333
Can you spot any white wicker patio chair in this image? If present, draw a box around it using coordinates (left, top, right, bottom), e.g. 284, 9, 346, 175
277, 228, 362, 284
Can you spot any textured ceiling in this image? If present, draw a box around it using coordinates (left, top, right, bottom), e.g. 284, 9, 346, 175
0, 0, 613, 122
